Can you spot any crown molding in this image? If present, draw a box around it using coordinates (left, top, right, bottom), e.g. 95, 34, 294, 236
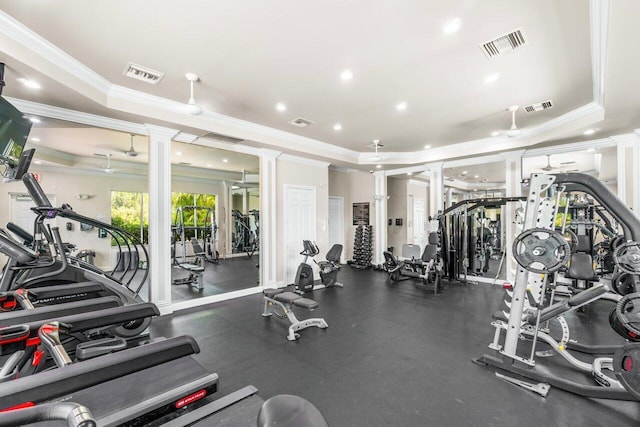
329, 165, 358, 173
0, 10, 111, 97
279, 154, 330, 168
523, 136, 616, 157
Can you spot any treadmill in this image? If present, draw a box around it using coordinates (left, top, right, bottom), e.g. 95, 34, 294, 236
0, 333, 219, 426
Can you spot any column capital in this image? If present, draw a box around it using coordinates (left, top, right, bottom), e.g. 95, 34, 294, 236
500, 149, 526, 160
260, 148, 282, 160
611, 133, 640, 147
144, 124, 180, 140
424, 161, 445, 171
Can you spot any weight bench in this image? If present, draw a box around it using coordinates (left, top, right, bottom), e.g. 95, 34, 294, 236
262, 289, 328, 341
173, 263, 205, 290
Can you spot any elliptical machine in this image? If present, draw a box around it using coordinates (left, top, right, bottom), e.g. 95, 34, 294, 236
293, 240, 343, 293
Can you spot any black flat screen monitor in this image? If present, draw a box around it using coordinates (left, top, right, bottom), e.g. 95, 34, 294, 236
0, 96, 32, 167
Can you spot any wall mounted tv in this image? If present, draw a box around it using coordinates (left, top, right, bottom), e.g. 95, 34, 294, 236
0, 96, 32, 167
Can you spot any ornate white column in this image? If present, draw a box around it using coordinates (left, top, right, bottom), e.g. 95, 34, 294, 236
260, 149, 281, 287
145, 124, 179, 315
502, 150, 525, 283
613, 133, 640, 216
374, 171, 387, 266
427, 162, 444, 218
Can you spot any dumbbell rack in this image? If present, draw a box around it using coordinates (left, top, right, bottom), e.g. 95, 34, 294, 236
351, 225, 373, 269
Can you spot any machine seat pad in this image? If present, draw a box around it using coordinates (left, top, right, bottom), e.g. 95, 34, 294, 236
273, 292, 302, 304
317, 261, 337, 270
528, 301, 569, 325
567, 253, 596, 281
292, 298, 318, 310
258, 394, 329, 427
180, 263, 204, 272
567, 283, 608, 307
422, 245, 437, 262
263, 288, 285, 298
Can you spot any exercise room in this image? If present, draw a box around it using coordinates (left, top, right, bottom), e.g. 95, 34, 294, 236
0, 1, 638, 425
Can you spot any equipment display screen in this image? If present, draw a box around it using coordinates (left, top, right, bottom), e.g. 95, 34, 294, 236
0, 96, 32, 167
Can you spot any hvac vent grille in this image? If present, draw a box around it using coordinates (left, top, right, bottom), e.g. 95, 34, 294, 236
480, 28, 527, 59
288, 118, 315, 128
524, 100, 554, 113
123, 62, 165, 85
199, 132, 245, 144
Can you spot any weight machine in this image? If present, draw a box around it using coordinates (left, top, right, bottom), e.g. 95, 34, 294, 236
439, 197, 525, 283
172, 206, 219, 264
232, 209, 258, 258
475, 172, 640, 400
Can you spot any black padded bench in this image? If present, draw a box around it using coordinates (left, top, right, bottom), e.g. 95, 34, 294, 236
262, 289, 327, 341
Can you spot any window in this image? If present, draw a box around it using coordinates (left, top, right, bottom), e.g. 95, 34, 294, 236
110, 191, 149, 244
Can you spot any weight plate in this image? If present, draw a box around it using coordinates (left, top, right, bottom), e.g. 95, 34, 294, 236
613, 344, 640, 400
616, 292, 640, 336
512, 228, 570, 274
612, 273, 639, 296
614, 241, 640, 275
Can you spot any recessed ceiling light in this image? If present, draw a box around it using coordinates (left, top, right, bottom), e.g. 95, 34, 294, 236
583, 129, 596, 135
30, 137, 40, 142
333, 123, 342, 131
17, 77, 41, 89
275, 102, 287, 112
340, 69, 353, 80
491, 131, 501, 136
27, 117, 41, 123
372, 139, 380, 144
176, 151, 182, 156
396, 102, 408, 111
33, 160, 42, 165
586, 148, 596, 152
376, 165, 382, 169
484, 73, 501, 84
474, 175, 479, 178
462, 170, 468, 175
424, 145, 431, 150
222, 158, 229, 163
207, 164, 212, 167
407, 172, 412, 176
443, 18, 462, 34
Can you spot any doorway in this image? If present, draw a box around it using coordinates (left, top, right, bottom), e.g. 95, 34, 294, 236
284, 185, 316, 284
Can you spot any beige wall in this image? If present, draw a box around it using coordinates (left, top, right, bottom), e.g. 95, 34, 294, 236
386, 177, 407, 254
328, 170, 376, 261
0, 167, 227, 268
276, 159, 329, 284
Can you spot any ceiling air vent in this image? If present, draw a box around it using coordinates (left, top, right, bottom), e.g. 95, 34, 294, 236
479, 28, 527, 59
524, 100, 554, 113
288, 118, 314, 128
199, 132, 245, 144
123, 62, 165, 85
177, 162, 192, 166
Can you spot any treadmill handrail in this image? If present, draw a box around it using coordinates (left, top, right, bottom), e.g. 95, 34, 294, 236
0, 335, 200, 408
22, 302, 160, 333
0, 402, 96, 427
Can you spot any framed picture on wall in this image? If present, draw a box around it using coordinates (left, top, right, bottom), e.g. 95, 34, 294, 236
353, 202, 370, 225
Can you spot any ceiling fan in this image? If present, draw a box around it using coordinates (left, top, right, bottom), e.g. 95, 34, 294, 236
94, 153, 117, 174
124, 134, 138, 157
366, 140, 384, 162
495, 106, 522, 137
540, 155, 577, 172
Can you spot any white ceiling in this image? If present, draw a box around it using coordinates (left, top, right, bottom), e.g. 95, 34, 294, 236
0, 0, 638, 170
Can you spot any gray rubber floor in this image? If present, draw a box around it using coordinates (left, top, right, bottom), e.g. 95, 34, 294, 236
150, 266, 640, 426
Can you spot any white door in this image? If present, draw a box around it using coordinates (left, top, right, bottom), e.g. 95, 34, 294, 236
328, 197, 344, 263
284, 186, 316, 285
413, 198, 426, 249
